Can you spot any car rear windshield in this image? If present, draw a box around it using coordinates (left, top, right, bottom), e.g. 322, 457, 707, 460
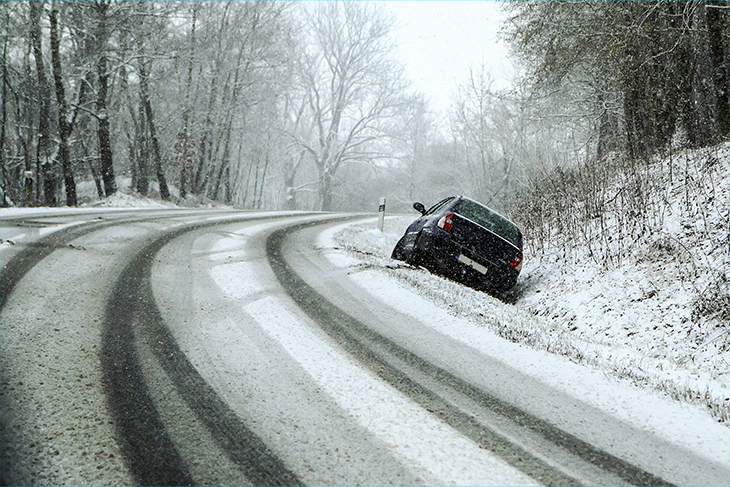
454, 199, 522, 249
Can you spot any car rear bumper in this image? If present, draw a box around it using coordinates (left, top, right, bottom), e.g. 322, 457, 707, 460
416, 228, 519, 291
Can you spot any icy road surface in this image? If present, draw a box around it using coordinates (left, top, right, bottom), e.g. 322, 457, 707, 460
1, 209, 727, 485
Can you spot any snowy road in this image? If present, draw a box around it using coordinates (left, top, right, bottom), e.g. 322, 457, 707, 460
1, 209, 727, 486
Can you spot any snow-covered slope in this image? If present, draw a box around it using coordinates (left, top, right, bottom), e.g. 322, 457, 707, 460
331, 143, 729, 425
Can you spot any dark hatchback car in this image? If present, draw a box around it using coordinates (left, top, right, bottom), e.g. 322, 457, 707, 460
391, 196, 523, 293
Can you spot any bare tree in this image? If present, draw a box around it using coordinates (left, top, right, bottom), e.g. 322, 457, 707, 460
0, 6, 9, 206
177, 3, 198, 200
29, 1, 57, 206
49, 2, 78, 206
280, 92, 311, 210
387, 92, 433, 205
136, 45, 170, 201
293, 1, 407, 211
91, 0, 116, 196
451, 64, 498, 200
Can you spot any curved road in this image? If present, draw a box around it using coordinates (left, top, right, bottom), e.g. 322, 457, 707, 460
1, 209, 727, 486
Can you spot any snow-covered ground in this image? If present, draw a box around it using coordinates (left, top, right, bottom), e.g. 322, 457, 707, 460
3, 145, 727, 427
327, 214, 727, 427
328, 143, 729, 426
317, 221, 728, 471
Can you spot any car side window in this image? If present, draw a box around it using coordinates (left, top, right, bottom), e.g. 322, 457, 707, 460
425, 197, 455, 216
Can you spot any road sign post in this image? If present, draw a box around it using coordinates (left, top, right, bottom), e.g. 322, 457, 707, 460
378, 197, 386, 232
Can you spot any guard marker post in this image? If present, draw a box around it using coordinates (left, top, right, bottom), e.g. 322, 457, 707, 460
377, 197, 386, 232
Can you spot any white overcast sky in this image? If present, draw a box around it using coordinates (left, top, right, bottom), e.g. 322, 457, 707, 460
380, 1, 515, 117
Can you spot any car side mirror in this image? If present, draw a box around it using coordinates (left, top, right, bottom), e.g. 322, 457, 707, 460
413, 202, 426, 215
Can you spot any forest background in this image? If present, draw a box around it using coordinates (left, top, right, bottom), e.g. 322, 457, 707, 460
0, 1, 727, 219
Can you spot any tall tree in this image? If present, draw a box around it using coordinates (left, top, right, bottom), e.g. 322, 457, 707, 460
128, 1, 172, 200
178, 3, 198, 200
192, 2, 233, 196
0, 7, 8, 206
451, 64, 499, 201
392, 92, 433, 204
293, 1, 407, 211
63, 2, 104, 198
49, 2, 77, 206
29, 0, 56, 206
280, 92, 311, 210
137, 50, 170, 201
505, 1, 729, 161
91, 0, 116, 196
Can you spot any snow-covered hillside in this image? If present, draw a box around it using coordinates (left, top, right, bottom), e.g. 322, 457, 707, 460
331, 143, 729, 425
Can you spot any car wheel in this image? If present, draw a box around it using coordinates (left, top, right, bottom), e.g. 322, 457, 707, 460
391, 236, 407, 261
405, 232, 424, 267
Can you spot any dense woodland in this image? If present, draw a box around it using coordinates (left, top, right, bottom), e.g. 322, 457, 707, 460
0, 1, 728, 214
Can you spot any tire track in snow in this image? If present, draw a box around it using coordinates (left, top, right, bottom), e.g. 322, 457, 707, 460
103, 214, 308, 486
0, 210, 310, 484
1, 220, 107, 310
240, 293, 538, 486
1, 210, 224, 310
266, 221, 674, 487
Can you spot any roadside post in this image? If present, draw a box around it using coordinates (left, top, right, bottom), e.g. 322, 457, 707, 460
378, 197, 386, 232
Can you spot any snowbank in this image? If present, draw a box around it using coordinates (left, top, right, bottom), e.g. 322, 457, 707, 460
329, 143, 729, 425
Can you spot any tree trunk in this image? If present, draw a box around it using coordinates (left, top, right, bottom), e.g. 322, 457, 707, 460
50, 4, 76, 206
283, 177, 296, 211
88, 159, 104, 198
138, 58, 170, 201
119, 61, 137, 194
94, 2, 116, 197
97, 56, 115, 196
705, 0, 729, 137
212, 98, 238, 202
283, 154, 300, 211
687, 2, 722, 147
319, 168, 333, 211
194, 127, 209, 194
206, 46, 243, 202
256, 152, 269, 209
224, 164, 231, 204
0, 27, 8, 205
20, 48, 35, 206
79, 138, 104, 198
179, 5, 197, 199
194, 78, 218, 195
30, 1, 57, 206
136, 100, 149, 196
241, 156, 254, 207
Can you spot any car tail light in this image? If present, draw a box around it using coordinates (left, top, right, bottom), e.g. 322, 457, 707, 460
508, 252, 523, 272
437, 213, 454, 232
